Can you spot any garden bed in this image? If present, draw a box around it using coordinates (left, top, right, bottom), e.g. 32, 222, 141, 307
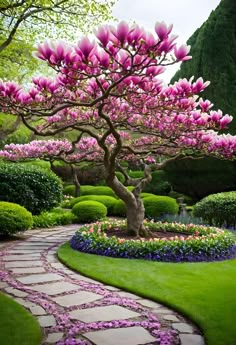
70, 220, 236, 262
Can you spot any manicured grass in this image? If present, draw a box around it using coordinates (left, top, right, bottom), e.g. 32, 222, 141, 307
0, 292, 42, 345
58, 242, 236, 345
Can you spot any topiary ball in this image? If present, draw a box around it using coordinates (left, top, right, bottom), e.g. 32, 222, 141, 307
143, 196, 179, 218
193, 191, 236, 227
72, 201, 107, 223
0, 202, 33, 235
69, 195, 117, 215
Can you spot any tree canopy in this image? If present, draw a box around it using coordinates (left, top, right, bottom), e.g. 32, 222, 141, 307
0, 21, 235, 236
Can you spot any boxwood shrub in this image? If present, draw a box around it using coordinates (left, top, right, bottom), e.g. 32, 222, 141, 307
0, 202, 33, 235
143, 196, 179, 218
33, 208, 76, 228
0, 163, 63, 214
72, 201, 107, 223
112, 199, 126, 217
69, 195, 117, 215
193, 192, 236, 227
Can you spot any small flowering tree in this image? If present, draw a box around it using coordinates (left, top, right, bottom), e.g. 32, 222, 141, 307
0, 21, 235, 236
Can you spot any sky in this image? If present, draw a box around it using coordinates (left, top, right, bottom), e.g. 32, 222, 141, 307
111, 0, 221, 83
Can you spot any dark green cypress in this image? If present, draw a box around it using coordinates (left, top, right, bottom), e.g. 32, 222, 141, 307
171, 0, 236, 132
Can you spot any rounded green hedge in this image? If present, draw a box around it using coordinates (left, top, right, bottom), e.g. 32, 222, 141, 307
0, 202, 33, 235
113, 199, 126, 217
143, 196, 179, 218
143, 170, 171, 195
0, 163, 63, 215
193, 192, 236, 227
72, 201, 107, 223
69, 195, 117, 215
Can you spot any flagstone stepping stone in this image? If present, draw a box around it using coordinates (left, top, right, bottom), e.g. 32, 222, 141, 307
16, 273, 63, 285
10, 267, 45, 274
163, 315, 180, 322
179, 334, 205, 345
5, 287, 28, 297
138, 299, 163, 308
46, 332, 64, 343
3, 254, 41, 261
30, 305, 47, 316
30, 281, 79, 295
117, 291, 141, 300
53, 291, 103, 307
4, 260, 43, 268
37, 315, 56, 327
172, 322, 194, 333
0, 282, 8, 288
69, 305, 140, 322
84, 326, 156, 345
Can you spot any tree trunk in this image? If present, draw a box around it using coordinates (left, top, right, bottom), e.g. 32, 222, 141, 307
71, 164, 81, 197
126, 196, 148, 237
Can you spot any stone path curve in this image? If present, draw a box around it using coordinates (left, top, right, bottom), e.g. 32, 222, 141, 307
0, 225, 204, 345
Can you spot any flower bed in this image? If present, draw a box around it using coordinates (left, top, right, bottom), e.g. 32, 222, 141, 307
70, 220, 236, 262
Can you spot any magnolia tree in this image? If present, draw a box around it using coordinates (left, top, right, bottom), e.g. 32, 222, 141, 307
0, 21, 235, 236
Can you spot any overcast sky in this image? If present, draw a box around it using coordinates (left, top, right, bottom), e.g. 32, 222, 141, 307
111, 0, 221, 83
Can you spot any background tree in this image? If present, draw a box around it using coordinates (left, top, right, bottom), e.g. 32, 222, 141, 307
171, 0, 236, 133
0, 21, 235, 236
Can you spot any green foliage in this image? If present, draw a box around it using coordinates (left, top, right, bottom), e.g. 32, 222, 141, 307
128, 170, 144, 178
69, 195, 117, 215
0, 163, 63, 214
164, 157, 236, 199
143, 196, 179, 218
193, 192, 236, 227
63, 184, 77, 196
168, 191, 195, 206
81, 185, 117, 198
0, 202, 33, 235
143, 170, 171, 195
140, 193, 156, 198
115, 171, 125, 183
171, 0, 236, 133
32, 208, 76, 228
72, 201, 107, 223
112, 200, 126, 217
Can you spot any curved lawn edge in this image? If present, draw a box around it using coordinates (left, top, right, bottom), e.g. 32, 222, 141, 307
58, 242, 236, 345
0, 292, 42, 345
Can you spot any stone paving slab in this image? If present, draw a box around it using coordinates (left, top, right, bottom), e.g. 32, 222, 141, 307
53, 291, 103, 307
84, 326, 157, 345
179, 334, 205, 345
4, 260, 43, 268
38, 315, 56, 327
69, 305, 140, 322
3, 254, 41, 261
10, 267, 45, 274
46, 332, 64, 343
5, 287, 28, 297
172, 322, 194, 333
30, 281, 79, 295
16, 273, 63, 285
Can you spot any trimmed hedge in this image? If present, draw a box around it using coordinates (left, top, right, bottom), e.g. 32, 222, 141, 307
0, 163, 63, 214
72, 201, 107, 223
113, 199, 126, 217
143, 196, 179, 218
0, 202, 33, 235
193, 192, 236, 227
68, 195, 117, 215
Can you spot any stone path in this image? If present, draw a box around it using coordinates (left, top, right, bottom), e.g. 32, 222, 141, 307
0, 225, 205, 345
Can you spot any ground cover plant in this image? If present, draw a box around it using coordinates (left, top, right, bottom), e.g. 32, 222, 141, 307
58, 243, 236, 345
0, 20, 236, 238
0, 292, 42, 345
70, 219, 235, 262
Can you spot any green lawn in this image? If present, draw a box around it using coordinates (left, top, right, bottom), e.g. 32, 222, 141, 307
0, 293, 42, 345
58, 242, 236, 345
